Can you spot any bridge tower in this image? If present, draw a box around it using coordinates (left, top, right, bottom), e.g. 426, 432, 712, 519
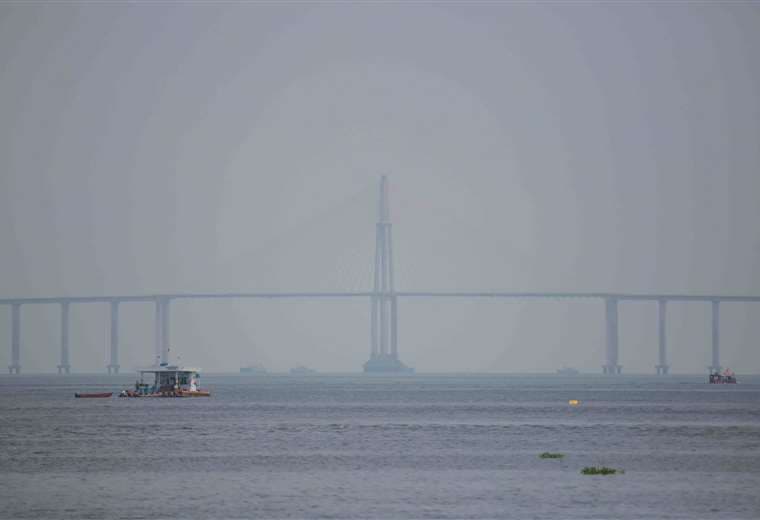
364, 176, 412, 373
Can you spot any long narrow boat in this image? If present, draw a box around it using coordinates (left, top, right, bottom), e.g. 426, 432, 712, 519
74, 392, 113, 398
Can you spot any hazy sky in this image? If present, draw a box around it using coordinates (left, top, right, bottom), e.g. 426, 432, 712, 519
1, 2, 759, 373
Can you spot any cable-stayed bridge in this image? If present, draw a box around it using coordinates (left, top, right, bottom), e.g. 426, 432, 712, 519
2, 177, 758, 375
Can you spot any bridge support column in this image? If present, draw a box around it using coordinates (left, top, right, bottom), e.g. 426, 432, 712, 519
8, 303, 21, 374
58, 302, 71, 374
107, 301, 120, 374
161, 299, 171, 365
379, 224, 389, 358
154, 300, 161, 366
152, 298, 172, 366
655, 300, 669, 375
602, 298, 621, 374
370, 295, 378, 358
708, 300, 721, 373
391, 295, 398, 359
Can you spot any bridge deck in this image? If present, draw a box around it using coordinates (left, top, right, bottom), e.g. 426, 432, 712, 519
1, 292, 759, 305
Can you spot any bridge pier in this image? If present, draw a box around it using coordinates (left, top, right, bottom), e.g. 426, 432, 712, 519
153, 300, 161, 366
8, 303, 21, 374
107, 301, 120, 374
708, 300, 721, 373
155, 298, 171, 366
57, 302, 71, 374
391, 294, 398, 359
655, 300, 669, 375
602, 298, 622, 374
162, 299, 171, 365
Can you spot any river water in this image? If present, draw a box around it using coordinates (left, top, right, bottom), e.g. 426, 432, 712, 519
1, 373, 759, 519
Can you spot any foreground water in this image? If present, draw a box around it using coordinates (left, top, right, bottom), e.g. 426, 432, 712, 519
1, 374, 759, 519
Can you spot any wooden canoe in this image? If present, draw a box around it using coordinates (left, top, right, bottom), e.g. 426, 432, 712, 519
74, 392, 113, 398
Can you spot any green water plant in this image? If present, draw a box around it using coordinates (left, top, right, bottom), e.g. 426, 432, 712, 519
581, 466, 622, 475
539, 452, 565, 459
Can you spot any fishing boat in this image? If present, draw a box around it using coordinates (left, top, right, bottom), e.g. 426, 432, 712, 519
74, 392, 113, 398
709, 368, 737, 384
119, 365, 210, 397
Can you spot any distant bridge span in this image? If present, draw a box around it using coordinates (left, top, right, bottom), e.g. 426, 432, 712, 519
3, 178, 758, 374
3, 290, 758, 376
4, 291, 760, 305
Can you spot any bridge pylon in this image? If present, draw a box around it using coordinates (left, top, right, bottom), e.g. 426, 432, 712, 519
364, 176, 412, 374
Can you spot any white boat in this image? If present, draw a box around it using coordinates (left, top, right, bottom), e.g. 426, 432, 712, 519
120, 365, 210, 397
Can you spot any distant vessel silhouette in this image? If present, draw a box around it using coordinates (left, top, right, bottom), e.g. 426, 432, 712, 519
289, 366, 317, 375
240, 365, 267, 375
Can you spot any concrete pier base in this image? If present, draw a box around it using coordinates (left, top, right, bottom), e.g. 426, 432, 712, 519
363, 354, 413, 373
57, 364, 71, 375
8, 364, 21, 375
655, 364, 669, 375
602, 364, 622, 375
708, 365, 722, 374
107, 364, 120, 375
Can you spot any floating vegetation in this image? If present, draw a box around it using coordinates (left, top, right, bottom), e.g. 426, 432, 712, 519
539, 452, 565, 459
581, 466, 622, 475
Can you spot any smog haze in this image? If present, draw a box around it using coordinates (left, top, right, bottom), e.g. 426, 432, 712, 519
1, 2, 760, 373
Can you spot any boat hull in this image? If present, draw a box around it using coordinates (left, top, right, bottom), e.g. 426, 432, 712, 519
119, 390, 211, 398
75, 392, 113, 398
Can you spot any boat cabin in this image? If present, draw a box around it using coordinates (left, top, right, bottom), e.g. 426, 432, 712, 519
135, 365, 201, 395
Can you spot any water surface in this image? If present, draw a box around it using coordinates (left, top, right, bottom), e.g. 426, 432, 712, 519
1, 374, 759, 518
